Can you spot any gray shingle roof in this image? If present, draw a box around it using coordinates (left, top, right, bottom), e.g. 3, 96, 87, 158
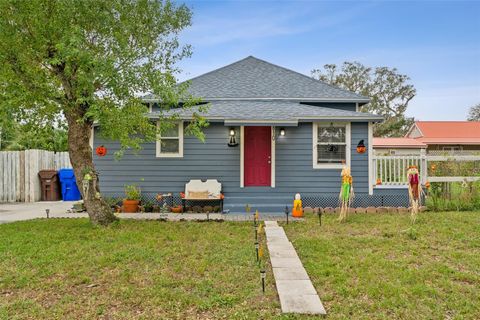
143, 56, 369, 102
149, 100, 382, 123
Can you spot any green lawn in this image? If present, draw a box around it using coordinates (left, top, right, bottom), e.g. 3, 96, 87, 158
1, 212, 479, 319
0, 219, 285, 320
283, 211, 480, 319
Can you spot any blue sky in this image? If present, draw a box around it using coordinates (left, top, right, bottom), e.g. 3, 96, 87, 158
176, 0, 480, 120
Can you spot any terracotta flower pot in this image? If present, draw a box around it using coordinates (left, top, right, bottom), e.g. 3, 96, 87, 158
122, 199, 140, 213
171, 206, 182, 213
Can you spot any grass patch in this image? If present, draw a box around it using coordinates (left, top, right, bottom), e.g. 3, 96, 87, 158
283, 211, 480, 319
0, 219, 295, 319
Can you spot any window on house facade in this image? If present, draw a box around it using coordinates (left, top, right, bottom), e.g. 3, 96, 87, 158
313, 122, 351, 169
156, 122, 183, 157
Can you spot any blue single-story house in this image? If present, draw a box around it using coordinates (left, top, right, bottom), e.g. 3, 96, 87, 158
93, 56, 408, 212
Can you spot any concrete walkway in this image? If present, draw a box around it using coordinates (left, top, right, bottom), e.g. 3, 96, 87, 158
264, 220, 326, 315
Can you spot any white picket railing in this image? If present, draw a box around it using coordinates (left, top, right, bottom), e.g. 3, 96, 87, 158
373, 154, 427, 186
373, 150, 480, 187
0, 150, 71, 203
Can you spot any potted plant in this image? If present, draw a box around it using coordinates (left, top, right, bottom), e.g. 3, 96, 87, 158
123, 184, 141, 213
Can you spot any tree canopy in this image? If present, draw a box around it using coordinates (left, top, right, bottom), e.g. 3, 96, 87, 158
312, 62, 416, 137
467, 103, 480, 121
0, 0, 205, 225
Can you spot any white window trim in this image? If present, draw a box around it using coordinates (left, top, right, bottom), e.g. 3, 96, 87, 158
156, 121, 183, 158
312, 122, 351, 169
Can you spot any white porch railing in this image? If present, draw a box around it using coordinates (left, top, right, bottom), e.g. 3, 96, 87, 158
373, 149, 480, 187
373, 153, 427, 186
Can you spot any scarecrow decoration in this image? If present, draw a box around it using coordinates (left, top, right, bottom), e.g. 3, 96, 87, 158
407, 165, 423, 223
338, 165, 354, 223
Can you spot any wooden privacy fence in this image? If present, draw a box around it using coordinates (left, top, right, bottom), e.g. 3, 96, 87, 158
373, 150, 480, 187
0, 150, 71, 203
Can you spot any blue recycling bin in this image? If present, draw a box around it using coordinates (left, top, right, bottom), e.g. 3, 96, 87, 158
58, 168, 82, 201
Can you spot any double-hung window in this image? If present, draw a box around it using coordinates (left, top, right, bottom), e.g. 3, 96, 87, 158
156, 121, 183, 158
313, 122, 351, 169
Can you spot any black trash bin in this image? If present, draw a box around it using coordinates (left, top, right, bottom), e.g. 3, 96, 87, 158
38, 170, 61, 201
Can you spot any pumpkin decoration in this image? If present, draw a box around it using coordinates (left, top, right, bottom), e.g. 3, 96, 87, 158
356, 140, 366, 154
376, 178, 382, 185
292, 193, 303, 217
95, 145, 107, 157
425, 181, 431, 189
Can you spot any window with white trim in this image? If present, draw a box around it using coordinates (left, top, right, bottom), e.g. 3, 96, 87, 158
156, 121, 183, 157
313, 122, 350, 168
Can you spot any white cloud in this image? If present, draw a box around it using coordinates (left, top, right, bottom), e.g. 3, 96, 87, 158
181, 2, 373, 46
407, 85, 480, 120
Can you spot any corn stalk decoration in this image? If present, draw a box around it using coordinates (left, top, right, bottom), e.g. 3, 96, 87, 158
338, 165, 354, 222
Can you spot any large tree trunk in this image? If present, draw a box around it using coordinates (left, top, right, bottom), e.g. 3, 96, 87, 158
65, 112, 118, 226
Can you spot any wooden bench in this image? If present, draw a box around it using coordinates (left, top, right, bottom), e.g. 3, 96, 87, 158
181, 179, 224, 213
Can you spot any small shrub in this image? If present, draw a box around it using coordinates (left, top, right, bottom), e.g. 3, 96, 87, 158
124, 184, 141, 201
427, 181, 480, 212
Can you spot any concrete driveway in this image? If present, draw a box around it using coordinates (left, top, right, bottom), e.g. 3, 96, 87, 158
0, 201, 88, 224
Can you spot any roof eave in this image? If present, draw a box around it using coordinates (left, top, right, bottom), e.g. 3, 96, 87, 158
141, 97, 370, 103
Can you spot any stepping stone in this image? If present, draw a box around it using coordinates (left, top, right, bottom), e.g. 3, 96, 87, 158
276, 280, 317, 295
270, 257, 304, 268
267, 243, 296, 251
278, 294, 326, 314
273, 267, 310, 280
264, 221, 279, 227
269, 249, 299, 258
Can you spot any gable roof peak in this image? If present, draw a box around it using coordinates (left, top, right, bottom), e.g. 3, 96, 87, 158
180, 56, 369, 102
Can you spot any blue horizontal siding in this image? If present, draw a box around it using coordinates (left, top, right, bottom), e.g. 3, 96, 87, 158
94, 121, 372, 211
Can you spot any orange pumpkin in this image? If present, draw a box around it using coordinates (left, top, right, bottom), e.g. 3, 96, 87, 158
376, 178, 382, 185
96, 145, 107, 156
356, 140, 366, 154
356, 146, 366, 154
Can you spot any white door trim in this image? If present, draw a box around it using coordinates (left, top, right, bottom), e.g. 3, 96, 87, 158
271, 127, 276, 188
240, 126, 244, 188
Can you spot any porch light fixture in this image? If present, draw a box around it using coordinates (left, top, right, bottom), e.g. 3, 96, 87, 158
279, 128, 285, 136
228, 128, 238, 147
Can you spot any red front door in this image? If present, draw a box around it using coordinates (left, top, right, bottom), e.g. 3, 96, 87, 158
244, 126, 271, 186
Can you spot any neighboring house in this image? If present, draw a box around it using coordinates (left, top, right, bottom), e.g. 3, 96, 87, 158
93, 56, 395, 212
373, 137, 426, 156
406, 121, 480, 153
373, 121, 480, 156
